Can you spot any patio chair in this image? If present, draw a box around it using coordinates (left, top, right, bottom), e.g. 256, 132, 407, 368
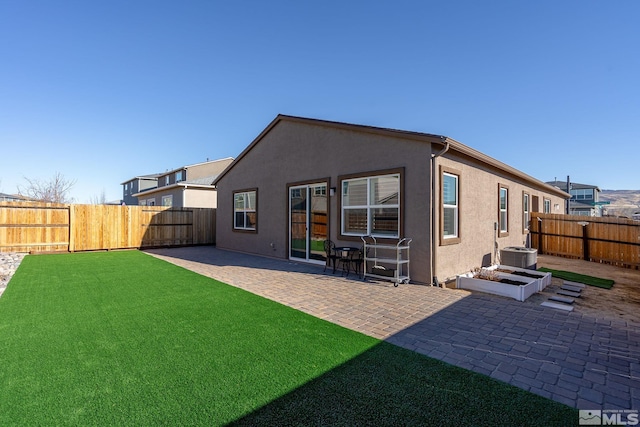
350, 246, 367, 279
323, 240, 340, 273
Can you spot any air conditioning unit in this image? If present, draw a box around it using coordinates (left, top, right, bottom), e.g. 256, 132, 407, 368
500, 247, 537, 270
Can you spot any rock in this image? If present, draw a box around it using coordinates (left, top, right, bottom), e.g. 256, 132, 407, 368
0, 252, 27, 297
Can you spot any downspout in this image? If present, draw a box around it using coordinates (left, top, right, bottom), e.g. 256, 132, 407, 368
430, 136, 450, 287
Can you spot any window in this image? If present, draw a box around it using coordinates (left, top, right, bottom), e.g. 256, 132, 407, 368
164, 175, 169, 186
234, 190, 257, 231
544, 198, 551, 213
441, 168, 460, 244
147, 199, 156, 206
139, 200, 146, 206
176, 170, 185, 182
523, 192, 530, 232
499, 185, 508, 235
162, 195, 173, 207
341, 172, 400, 238
571, 189, 593, 200
124, 183, 129, 194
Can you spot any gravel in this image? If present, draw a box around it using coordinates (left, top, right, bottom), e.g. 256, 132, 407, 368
0, 252, 27, 297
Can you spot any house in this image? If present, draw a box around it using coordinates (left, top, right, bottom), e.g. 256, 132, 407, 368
132, 158, 234, 208
546, 180, 602, 216
120, 174, 162, 205
0, 193, 32, 202
213, 115, 569, 285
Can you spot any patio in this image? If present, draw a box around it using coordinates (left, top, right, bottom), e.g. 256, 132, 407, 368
145, 246, 639, 411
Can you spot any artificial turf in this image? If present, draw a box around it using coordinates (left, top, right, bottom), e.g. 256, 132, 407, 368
0, 251, 577, 426
538, 267, 615, 289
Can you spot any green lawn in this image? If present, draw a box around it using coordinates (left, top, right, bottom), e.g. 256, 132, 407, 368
538, 267, 615, 289
0, 251, 577, 426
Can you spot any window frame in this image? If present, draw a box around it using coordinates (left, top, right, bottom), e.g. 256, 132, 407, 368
543, 198, 551, 213
233, 189, 258, 232
440, 166, 461, 246
162, 195, 173, 207
338, 168, 403, 240
522, 192, 530, 233
498, 184, 509, 237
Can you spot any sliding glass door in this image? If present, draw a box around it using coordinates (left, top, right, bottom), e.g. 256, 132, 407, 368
289, 183, 328, 264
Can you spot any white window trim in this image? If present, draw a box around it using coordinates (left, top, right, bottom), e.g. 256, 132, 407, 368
499, 186, 508, 234
341, 173, 400, 238
523, 192, 530, 232
234, 190, 257, 231
443, 172, 459, 239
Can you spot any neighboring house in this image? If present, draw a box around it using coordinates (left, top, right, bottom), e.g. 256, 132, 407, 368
0, 193, 31, 202
133, 158, 234, 208
213, 115, 569, 285
120, 174, 162, 205
546, 180, 602, 216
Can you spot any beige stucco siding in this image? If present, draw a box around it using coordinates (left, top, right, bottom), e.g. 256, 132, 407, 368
215, 120, 438, 283
186, 158, 233, 180
215, 115, 569, 285
184, 188, 218, 208
434, 153, 566, 281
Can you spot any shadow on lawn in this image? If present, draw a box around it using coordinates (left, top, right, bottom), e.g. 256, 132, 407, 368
227, 340, 577, 426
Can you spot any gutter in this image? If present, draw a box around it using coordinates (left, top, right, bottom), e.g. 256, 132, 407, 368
430, 136, 450, 287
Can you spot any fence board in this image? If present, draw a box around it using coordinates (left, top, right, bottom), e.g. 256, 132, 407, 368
0, 202, 215, 253
0, 202, 70, 252
530, 212, 640, 268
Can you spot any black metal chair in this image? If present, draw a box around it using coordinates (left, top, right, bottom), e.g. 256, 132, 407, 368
350, 246, 367, 279
323, 240, 340, 273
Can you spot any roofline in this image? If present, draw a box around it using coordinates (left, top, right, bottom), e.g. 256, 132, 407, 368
132, 182, 216, 198
161, 157, 235, 176
213, 114, 570, 199
120, 174, 161, 185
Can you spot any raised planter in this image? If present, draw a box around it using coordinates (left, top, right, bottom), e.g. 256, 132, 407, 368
456, 270, 539, 302
488, 265, 552, 292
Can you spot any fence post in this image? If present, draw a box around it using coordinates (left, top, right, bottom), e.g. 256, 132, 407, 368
68, 205, 75, 252
537, 217, 544, 255
578, 221, 590, 261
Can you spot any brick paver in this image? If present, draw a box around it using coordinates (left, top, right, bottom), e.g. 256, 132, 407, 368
146, 246, 640, 411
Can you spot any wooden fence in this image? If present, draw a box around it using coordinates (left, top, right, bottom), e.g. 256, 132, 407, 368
0, 202, 216, 253
529, 212, 640, 268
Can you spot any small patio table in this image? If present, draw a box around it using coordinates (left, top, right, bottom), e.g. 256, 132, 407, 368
334, 247, 360, 277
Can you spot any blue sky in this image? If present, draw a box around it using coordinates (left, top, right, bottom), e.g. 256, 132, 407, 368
1, 1, 638, 203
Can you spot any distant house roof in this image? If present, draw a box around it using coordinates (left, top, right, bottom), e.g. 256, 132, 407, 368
0, 193, 32, 202
546, 180, 601, 192
160, 157, 235, 176
214, 114, 570, 199
120, 173, 162, 185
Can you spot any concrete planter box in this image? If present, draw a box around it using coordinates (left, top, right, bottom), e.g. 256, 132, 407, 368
488, 265, 552, 292
456, 270, 539, 302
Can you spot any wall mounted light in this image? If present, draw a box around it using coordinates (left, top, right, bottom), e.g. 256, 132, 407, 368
330, 187, 336, 196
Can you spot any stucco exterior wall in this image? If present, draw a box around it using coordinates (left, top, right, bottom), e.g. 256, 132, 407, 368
434, 153, 566, 281
215, 116, 568, 285
187, 158, 234, 180
215, 120, 437, 283
138, 187, 184, 207
184, 188, 218, 208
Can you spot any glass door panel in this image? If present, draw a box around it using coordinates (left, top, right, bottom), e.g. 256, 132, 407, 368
289, 183, 328, 263
289, 186, 307, 260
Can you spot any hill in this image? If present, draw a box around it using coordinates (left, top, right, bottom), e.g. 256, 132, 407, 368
599, 190, 640, 217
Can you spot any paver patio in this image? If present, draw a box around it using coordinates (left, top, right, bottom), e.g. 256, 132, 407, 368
146, 246, 640, 411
